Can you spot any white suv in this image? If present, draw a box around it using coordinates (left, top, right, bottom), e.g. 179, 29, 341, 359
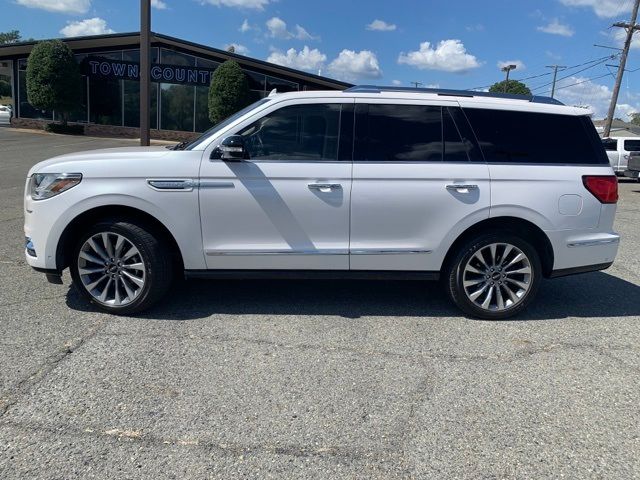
24, 86, 620, 319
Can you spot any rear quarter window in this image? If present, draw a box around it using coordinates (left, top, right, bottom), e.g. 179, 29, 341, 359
463, 108, 608, 165
623, 139, 640, 151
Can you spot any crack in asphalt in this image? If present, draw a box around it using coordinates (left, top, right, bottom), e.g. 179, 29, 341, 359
97, 331, 639, 369
0, 418, 405, 464
0, 318, 109, 418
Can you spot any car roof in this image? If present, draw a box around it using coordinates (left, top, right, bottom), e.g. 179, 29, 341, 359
270, 88, 590, 116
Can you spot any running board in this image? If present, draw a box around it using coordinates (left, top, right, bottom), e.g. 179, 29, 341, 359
184, 270, 440, 281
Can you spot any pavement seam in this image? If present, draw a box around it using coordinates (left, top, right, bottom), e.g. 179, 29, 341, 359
96, 331, 640, 367
0, 318, 109, 418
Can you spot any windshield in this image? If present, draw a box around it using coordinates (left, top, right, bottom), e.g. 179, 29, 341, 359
184, 98, 272, 150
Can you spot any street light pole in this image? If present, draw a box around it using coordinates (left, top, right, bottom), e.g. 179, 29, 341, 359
501, 64, 517, 92
140, 0, 151, 146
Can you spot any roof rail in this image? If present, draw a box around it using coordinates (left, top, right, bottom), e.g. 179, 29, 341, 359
344, 85, 565, 106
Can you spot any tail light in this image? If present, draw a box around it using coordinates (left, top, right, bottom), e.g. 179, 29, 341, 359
582, 175, 618, 204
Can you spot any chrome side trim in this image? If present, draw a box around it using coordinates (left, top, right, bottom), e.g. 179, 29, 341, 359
567, 238, 620, 248
350, 249, 432, 255
147, 179, 194, 191
206, 248, 348, 256
198, 181, 235, 189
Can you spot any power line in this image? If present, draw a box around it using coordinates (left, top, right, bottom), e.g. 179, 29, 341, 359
469, 54, 620, 92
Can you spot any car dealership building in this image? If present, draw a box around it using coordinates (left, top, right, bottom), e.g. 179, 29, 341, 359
0, 32, 350, 139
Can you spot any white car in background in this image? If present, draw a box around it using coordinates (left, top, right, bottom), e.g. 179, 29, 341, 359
601, 136, 640, 174
0, 105, 11, 125
23, 87, 620, 319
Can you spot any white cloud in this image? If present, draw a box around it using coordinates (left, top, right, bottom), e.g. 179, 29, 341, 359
497, 60, 526, 71
398, 40, 481, 73
555, 76, 639, 119
151, 0, 167, 9
558, 0, 630, 18
266, 17, 318, 40
366, 19, 396, 31
201, 0, 270, 10
465, 24, 485, 32
392, 79, 402, 85
266, 17, 288, 38
239, 19, 252, 33
16, 0, 90, 14
224, 43, 249, 55
60, 17, 115, 37
537, 18, 574, 36
267, 46, 326, 72
328, 49, 382, 81
613, 28, 640, 49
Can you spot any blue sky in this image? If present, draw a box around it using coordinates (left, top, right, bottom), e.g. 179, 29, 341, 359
3, 0, 640, 118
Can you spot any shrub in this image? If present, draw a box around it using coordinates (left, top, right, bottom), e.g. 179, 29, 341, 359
26, 40, 81, 125
208, 60, 251, 124
44, 122, 84, 135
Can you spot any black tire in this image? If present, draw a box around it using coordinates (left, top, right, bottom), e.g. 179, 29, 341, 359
70, 219, 173, 315
444, 232, 542, 320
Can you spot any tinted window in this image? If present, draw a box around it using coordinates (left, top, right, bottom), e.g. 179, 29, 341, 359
238, 103, 341, 160
464, 109, 608, 164
356, 104, 442, 161
623, 139, 640, 151
443, 107, 472, 162
602, 139, 618, 151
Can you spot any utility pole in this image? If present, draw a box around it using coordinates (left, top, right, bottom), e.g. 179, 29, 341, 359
501, 64, 517, 92
604, 0, 640, 137
410, 81, 423, 88
140, 0, 151, 146
546, 65, 566, 98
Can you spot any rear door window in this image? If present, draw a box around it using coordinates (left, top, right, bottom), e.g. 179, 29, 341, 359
463, 108, 608, 165
354, 104, 476, 162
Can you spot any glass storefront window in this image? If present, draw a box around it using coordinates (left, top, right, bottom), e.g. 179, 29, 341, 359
124, 80, 158, 129
89, 76, 122, 125
194, 85, 212, 133
160, 83, 194, 131
266, 75, 298, 93
160, 49, 195, 66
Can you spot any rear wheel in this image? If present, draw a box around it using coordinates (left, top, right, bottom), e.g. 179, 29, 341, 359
445, 233, 542, 320
70, 220, 173, 315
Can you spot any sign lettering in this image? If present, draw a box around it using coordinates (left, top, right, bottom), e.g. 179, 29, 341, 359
82, 56, 217, 87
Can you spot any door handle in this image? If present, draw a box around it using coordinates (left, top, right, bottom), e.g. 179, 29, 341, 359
308, 183, 342, 192
446, 184, 478, 192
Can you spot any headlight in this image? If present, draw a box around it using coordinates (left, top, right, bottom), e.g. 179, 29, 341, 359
30, 173, 82, 200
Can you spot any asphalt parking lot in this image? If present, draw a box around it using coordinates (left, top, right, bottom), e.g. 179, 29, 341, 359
0, 126, 638, 479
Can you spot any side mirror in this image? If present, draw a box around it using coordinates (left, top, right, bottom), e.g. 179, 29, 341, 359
211, 135, 246, 161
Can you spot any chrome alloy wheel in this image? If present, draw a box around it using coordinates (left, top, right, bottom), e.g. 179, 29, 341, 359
77, 232, 146, 307
461, 242, 533, 312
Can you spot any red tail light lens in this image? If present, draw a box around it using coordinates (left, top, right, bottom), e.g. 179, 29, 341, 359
582, 175, 618, 204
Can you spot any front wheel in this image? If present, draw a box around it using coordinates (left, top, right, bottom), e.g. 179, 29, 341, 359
444, 233, 542, 320
70, 220, 173, 315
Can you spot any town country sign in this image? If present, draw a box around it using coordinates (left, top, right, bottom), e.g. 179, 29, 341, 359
82, 56, 216, 87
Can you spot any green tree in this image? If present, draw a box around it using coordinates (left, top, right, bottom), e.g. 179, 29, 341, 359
26, 40, 81, 124
488, 80, 532, 96
0, 30, 21, 45
630, 112, 640, 126
208, 60, 251, 124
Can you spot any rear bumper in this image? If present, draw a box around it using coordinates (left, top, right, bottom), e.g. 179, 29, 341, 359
623, 169, 639, 179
